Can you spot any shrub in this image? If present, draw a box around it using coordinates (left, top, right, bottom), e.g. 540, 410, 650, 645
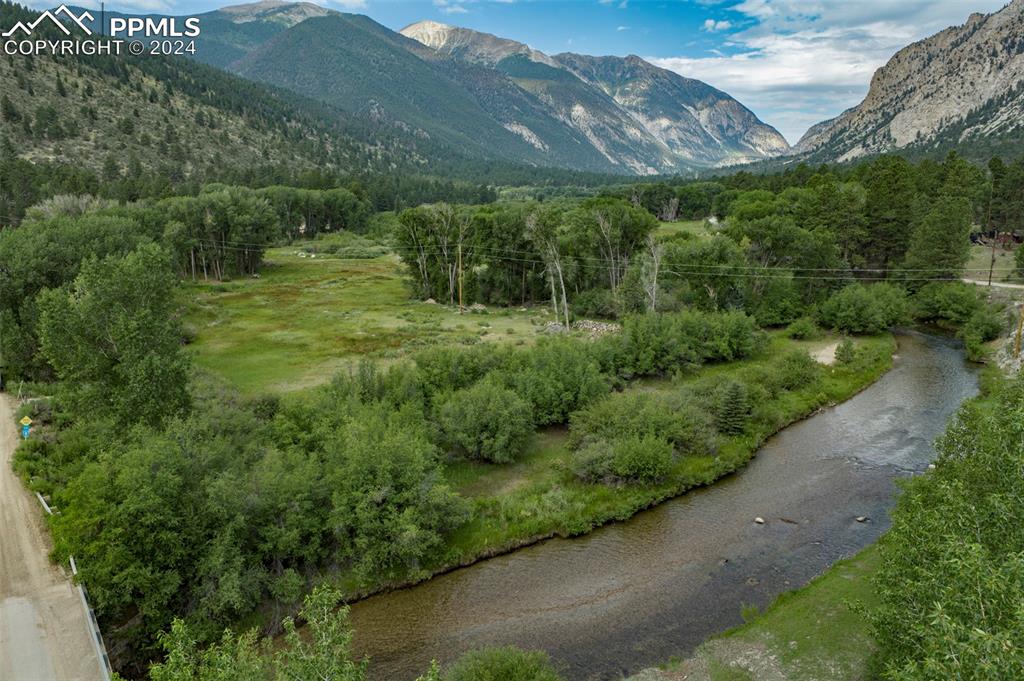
571, 288, 619, 319
443, 646, 564, 681
496, 338, 608, 425
608, 310, 760, 378
773, 350, 821, 391
608, 436, 674, 483
786, 317, 820, 340
715, 380, 750, 435
747, 276, 802, 327
574, 436, 674, 484
414, 344, 510, 401
835, 338, 856, 365
817, 283, 909, 334
912, 282, 982, 325
568, 390, 716, 457
437, 381, 533, 463
955, 303, 1005, 362
871, 378, 1024, 679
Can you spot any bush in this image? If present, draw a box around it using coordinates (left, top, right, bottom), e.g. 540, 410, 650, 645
912, 282, 982, 325
835, 338, 856, 365
607, 310, 760, 378
609, 436, 674, 483
817, 283, 909, 334
414, 344, 510, 401
437, 381, 533, 463
568, 390, 716, 457
301, 230, 388, 259
747, 276, 802, 327
574, 436, 674, 484
773, 350, 821, 391
959, 305, 1005, 362
443, 646, 564, 681
871, 378, 1024, 679
715, 380, 750, 435
786, 317, 820, 340
571, 288, 619, 319
496, 338, 608, 425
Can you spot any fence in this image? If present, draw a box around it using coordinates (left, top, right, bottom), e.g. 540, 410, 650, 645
36, 493, 113, 681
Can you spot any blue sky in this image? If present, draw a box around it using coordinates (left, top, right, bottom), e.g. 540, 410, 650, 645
48, 0, 1009, 142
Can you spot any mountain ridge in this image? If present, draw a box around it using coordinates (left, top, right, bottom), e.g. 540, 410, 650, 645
398, 18, 789, 171
795, 0, 1024, 161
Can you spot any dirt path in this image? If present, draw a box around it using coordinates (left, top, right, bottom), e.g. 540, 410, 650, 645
962, 278, 1024, 290
0, 393, 105, 681
811, 341, 839, 366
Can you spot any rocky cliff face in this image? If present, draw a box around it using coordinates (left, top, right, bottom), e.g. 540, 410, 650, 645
795, 0, 1024, 160
555, 53, 790, 166
401, 21, 789, 171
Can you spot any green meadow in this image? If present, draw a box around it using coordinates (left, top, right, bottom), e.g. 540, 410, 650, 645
185, 248, 551, 395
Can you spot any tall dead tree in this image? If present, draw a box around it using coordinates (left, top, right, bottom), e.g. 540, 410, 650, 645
527, 211, 570, 328
641, 235, 663, 312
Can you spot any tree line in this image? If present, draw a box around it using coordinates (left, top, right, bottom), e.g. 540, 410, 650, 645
392, 153, 1012, 334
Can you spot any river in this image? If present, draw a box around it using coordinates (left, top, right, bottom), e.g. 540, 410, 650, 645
348, 332, 979, 680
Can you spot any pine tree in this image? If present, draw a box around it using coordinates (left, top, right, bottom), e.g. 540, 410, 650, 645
835, 337, 856, 365
901, 196, 971, 284
0, 94, 19, 122
716, 380, 750, 435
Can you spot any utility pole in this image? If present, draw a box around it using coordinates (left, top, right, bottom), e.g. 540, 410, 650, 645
457, 241, 464, 313
987, 190, 997, 287
1015, 304, 1024, 359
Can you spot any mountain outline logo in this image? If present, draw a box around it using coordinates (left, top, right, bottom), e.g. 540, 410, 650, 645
2, 5, 94, 38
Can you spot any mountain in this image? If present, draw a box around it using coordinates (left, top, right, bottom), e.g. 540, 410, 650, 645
553, 53, 790, 166
139, 2, 786, 174
401, 20, 789, 171
795, 0, 1024, 162
0, 16, 361, 178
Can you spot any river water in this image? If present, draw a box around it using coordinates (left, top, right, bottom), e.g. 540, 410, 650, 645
349, 332, 979, 680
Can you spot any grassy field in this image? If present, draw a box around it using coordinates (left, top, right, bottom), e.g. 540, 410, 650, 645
966, 243, 1023, 283
184, 248, 552, 394
658, 219, 712, 238
638, 546, 880, 681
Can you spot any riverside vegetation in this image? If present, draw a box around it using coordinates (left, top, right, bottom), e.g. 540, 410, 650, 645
0, 151, 1018, 679
646, 366, 1024, 681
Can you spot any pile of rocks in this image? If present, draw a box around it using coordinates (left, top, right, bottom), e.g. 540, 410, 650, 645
995, 334, 1024, 376
539, 319, 621, 337
572, 319, 621, 338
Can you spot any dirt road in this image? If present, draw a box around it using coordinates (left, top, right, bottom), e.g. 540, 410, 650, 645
962, 278, 1024, 290
0, 393, 105, 681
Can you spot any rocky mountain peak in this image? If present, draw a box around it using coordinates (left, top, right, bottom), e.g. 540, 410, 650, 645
217, 0, 331, 26
400, 21, 558, 67
795, 0, 1024, 160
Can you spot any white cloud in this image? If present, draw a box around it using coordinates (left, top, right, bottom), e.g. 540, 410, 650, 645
332, 0, 368, 9
50, 0, 173, 11
617, 25, 630, 31
701, 19, 732, 32
434, 0, 470, 15
649, 0, 1008, 143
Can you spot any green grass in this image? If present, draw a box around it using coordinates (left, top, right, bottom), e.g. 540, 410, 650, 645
966, 244, 1023, 284
700, 546, 881, 681
184, 248, 550, 395
658, 220, 710, 238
